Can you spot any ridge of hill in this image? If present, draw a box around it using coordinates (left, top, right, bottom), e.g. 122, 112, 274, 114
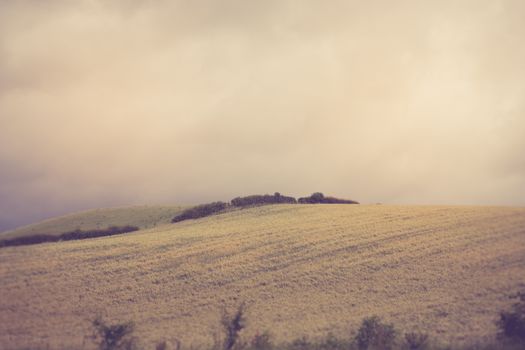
1, 193, 359, 241
0, 205, 186, 239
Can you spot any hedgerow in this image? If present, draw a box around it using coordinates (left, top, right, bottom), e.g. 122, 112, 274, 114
298, 192, 359, 204
231, 193, 297, 207
171, 202, 229, 223
0, 226, 139, 248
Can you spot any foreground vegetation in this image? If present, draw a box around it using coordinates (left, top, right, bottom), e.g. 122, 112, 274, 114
92, 292, 525, 350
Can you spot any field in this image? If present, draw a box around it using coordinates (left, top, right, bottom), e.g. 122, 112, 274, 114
0, 204, 524, 349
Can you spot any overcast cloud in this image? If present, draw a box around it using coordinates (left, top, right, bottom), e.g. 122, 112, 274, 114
1, 0, 524, 231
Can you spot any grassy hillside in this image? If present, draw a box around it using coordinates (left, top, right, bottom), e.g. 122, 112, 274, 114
0, 205, 186, 239
0, 204, 524, 349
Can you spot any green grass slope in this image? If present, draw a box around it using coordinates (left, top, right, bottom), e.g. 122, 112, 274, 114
0, 204, 524, 349
0, 205, 186, 239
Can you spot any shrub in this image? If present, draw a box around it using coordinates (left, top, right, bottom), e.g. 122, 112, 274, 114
172, 202, 229, 223
250, 331, 273, 350
92, 317, 137, 350
287, 336, 315, 350
403, 332, 429, 350
222, 303, 247, 350
156, 340, 180, 350
497, 292, 525, 344
231, 193, 297, 207
298, 192, 358, 204
355, 316, 397, 350
318, 333, 353, 350
310, 192, 325, 203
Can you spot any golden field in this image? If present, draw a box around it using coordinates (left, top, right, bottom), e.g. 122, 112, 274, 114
0, 204, 524, 349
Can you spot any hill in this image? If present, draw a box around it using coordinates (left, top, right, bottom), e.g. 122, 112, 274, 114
0, 205, 186, 239
0, 204, 524, 349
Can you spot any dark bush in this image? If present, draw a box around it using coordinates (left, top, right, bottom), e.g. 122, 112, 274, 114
318, 333, 353, 350
298, 192, 324, 204
231, 193, 297, 207
0, 234, 59, 247
156, 340, 180, 350
298, 192, 359, 204
311, 192, 325, 203
355, 316, 397, 350
92, 317, 137, 350
172, 202, 229, 223
250, 332, 273, 350
497, 292, 525, 344
222, 303, 247, 350
0, 226, 139, 248
59, 226, 139, 241
403, 332, 429, 350
287, 336, 315, 350
320, 196, 359, 204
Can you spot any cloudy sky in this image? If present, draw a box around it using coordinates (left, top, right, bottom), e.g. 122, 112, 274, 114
1, 0, 524, 232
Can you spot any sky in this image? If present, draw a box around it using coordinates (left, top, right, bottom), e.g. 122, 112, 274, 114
1, 0, 524, 232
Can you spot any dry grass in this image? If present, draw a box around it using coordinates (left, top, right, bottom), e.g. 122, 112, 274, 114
0, 205, 186, 239
0, 204, 524, 349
